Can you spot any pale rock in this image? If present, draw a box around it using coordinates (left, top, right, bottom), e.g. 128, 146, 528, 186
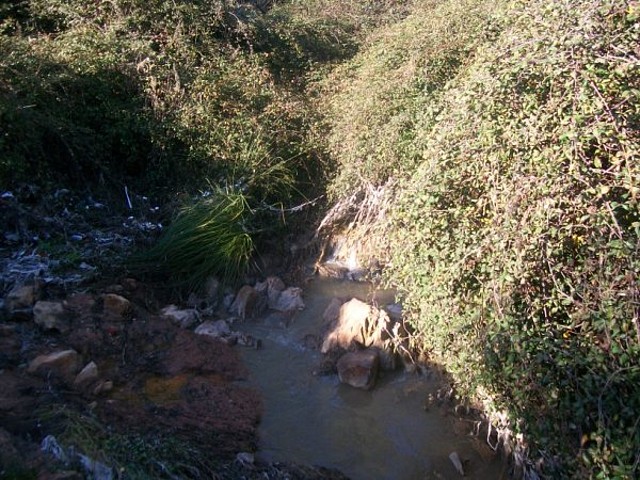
41, 435, 69, 463
321, 298, 371, 352
33, 301, 69, 332
161, 305, 199, 329
102, 293, 131, 317
195, 320, 231, 338
269, 287, 305, 312
5, 285, 36, 311
236, 452, 255, 466
230, 285, 261, 320
322, 298, 398, 371
74, 361, 99, 389
449, 451, 465, 476
28, 349, 81, 380
337, 349, 379, 390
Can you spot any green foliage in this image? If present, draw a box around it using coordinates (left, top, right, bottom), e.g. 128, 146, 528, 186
323, 0, 640, 476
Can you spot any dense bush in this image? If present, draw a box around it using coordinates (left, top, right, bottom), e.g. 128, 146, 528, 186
321, 0, 639, 477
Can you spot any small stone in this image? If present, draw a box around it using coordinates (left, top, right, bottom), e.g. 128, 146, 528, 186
33, 301, 69, 332
449, 451, 465, 476
93, 380, 114, 395
28, 350, 81, 381
161, 305, 199, 328
236, 452, 254, 466
102, 294, 131, 317
195, 320, 231, 338
74, 361, 99, 389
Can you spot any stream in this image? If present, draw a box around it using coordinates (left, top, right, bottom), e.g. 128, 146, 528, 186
238, 278, 506, 480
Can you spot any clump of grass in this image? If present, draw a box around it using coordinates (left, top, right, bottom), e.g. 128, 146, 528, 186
132, 188, 254, 290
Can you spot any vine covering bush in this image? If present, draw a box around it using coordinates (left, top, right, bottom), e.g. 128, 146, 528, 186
322, 0, 639, 477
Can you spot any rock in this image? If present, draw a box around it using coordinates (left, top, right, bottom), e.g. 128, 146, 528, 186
195, 320, 231, 338
41, 435, 69, 463
102, 293, 131, 317
33, 301, 69, 332
5, 284, 36, 312
236, 451, 255, 466
74, 361, 99, 390
336, 350, 379, 390
321, 298, 398, 371
93, 380, 113, 395
322, 298, 343, 324
160, 305, 199, 329
236, 333, 261, 349
230, 285, 262, 320
316, 263, 349, 279
270, 286, 305, 312
264, 276, 286, 308
28, 350, 81, 381
321, 298, 371, 352
449, 451, 465, 476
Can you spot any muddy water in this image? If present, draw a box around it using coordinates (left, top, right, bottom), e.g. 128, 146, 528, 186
238, 278, 505, 480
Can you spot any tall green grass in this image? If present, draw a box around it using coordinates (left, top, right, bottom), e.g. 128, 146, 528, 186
131, 189, 254, 289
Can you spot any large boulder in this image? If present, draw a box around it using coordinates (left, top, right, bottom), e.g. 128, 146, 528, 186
337, 349, 380, 390
33, 301, 69, 333
322, 298, 398, 371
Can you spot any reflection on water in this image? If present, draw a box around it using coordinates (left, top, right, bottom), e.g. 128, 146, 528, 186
239, 278, 504, 480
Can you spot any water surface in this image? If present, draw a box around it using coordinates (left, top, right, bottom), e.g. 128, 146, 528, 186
239, 278, 505, 479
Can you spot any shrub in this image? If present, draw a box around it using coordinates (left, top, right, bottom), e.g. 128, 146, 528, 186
322, 0, 640, 476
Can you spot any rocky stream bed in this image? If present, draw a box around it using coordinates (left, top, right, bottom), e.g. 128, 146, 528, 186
0, 188, 506, 479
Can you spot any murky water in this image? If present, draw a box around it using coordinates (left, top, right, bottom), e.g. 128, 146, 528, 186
239, 278, 505, 480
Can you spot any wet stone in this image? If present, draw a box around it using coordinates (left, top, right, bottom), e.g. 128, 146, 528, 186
336, 349, 380, 390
